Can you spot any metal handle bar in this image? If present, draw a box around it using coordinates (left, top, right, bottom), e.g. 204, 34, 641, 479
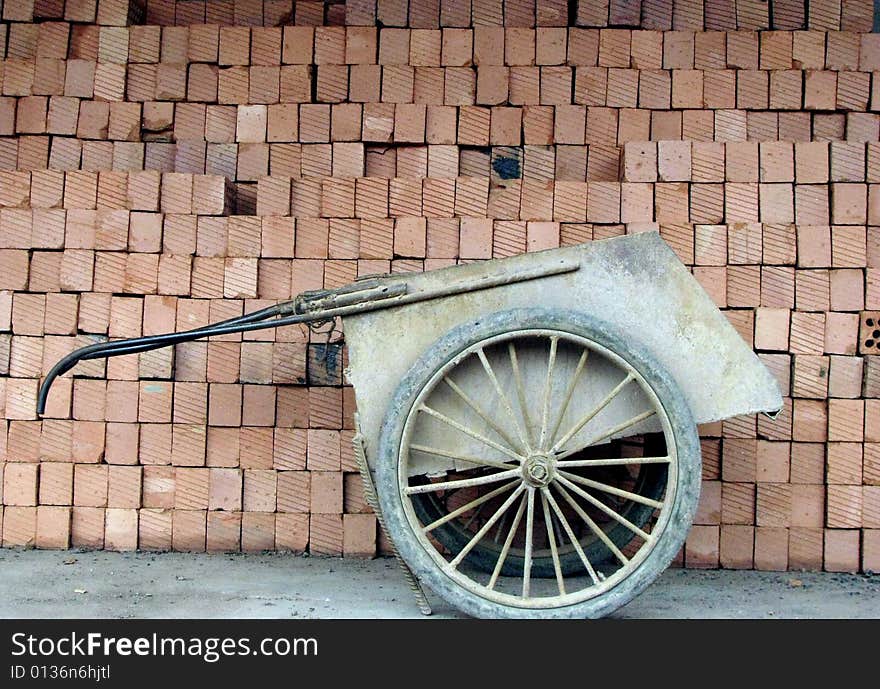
37, 258, 579, 415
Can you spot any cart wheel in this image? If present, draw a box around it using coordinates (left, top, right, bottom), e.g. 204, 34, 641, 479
375, 308, 701, 618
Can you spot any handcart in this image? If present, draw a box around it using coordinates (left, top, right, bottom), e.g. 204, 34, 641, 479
39, 231, 782, 619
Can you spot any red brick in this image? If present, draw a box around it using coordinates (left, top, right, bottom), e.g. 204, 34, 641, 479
160, 173, 193, 214
797, 225, 831, 268
754, 308, 790, 351
832, 184, 867, 225
74, 464, 108, 508
828, 356, 862, 398
38, 461, 73, 505
309, 471, 343, 514
720, 525, 755, 569
621, 142, 654, 182
394, 217, 427, 257
827, 399, 864, 442
791, 484, 825, 528
824, 529, 860, 572
658, 141, 691, 182
829, 269, 863, 311
695, 481, 721, 525
242, 469, 276, 512
275, 513, 309, 552
863, 530, 880, 572
35, 505, 71, 549
172, 510, 206, 552
208, 384, 242, 427
455, 217, 489, 259
309, 513, 343, 554
0, 251, 30, 291
74, 421, 107, 464
204, 511, 239, 552
4, 463, 38, 506
240, 427, 274, 469
104, 508, 137, 551
193, 176, 231, 216
136, 508, 170, 551
754, 526, 788, 570
69, 505, 103, 548
685, 525, 719, 568
7, 421, 41, 463
141, 465, 173, 508
527, 221, 560, 252
2, 506, 37, 547
343, 513, 376, 557
242, 512, 275, 552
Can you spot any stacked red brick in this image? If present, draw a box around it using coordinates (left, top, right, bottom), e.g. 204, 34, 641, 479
1, 0, 879, 572
619, 141, 879, 572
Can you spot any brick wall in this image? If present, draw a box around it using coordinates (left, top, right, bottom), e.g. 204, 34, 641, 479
0, 0, 878, 572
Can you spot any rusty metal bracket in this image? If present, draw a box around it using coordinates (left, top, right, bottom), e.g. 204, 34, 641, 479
294, 279, 408, 315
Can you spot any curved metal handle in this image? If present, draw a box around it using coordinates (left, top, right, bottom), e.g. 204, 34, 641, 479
37, 301, 299, 415
37, 259, 578, 415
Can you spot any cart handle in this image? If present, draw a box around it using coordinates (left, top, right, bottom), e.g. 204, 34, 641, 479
37, 258, 579, 415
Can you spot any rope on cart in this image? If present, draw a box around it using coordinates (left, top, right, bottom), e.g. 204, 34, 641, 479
352, 419, 433, 616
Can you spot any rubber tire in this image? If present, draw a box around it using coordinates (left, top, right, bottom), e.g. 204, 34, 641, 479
375, 307, 702, 619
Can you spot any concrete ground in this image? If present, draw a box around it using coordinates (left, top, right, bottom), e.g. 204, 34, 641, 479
0, 549, 877, 618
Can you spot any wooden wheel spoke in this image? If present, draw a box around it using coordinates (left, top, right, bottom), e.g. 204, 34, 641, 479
538, 336, 559, 450
488, 492, 527, 590
552, 507, 565, 548
540, 491, 566, 596
541, 487, 600, 585
419, 405, 523, 462
555, 409, 657, 461
477, 348, 531, 451
493, 509, 509, 544
508, 342, 533, 447
556, 455, 670, 469
443, 376, 523, 453
557, 470, 664, 509
547, 347, 590, 448
554, 474, 651, 541
405, 468, 520, 496
423, 480, 520, 533
552, 373, 634, 453
463, 501, 488, 530
553, 482, 629, 565
409, 443, 517, 471
450, 485, 526, 569
522, 487, 536, 598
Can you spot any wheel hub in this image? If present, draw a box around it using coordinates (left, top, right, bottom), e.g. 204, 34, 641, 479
521, 453, 555, 487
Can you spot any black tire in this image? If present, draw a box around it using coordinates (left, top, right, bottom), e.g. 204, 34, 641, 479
375, 308, 701, 619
